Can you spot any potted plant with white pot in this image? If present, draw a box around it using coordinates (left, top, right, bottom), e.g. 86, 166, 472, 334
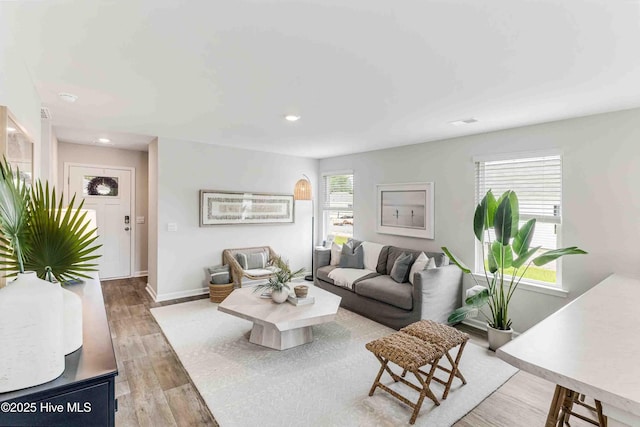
0, 159, 101, 392
254, 256, 304, 303
442, 189, 587, 351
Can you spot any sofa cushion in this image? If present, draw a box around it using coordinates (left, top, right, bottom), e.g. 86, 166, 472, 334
390, 252, 414, 283
328, 267, 376, 290
386, 247, 421, 275
316, 265, 338, 285
376, 246, 390, 274
408, 252, 436, 285
330, 242, 342, 266
355, 275, 413, 310
360, 241, 385, 271
339, 243, 364, 269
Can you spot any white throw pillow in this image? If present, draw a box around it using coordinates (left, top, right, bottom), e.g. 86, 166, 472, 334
409, 252, 436, 285
360, 241, 385, 272
330, 242, 342, 266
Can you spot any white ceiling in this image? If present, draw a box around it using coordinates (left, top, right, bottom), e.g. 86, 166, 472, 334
5, 0, 640, 158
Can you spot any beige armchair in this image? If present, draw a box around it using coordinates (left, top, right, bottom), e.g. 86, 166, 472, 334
222, 246, 279, 287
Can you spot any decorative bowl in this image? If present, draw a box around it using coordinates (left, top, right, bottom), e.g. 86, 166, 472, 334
293, 285, 309, 298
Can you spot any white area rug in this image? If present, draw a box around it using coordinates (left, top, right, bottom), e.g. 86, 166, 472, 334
151, 299, 517, 427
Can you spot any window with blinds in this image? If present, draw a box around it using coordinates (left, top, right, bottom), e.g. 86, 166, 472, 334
321, 173, 354, 245
475, 154, 562, 285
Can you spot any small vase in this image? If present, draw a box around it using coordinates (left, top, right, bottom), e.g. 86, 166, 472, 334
487, 325, 513, 351
271, 288, 289, 304
61, 286, 83, 354
0, 272, 65, 392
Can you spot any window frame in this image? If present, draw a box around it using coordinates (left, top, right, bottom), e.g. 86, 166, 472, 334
320, 170, 354, 245
473, 150, 564, 288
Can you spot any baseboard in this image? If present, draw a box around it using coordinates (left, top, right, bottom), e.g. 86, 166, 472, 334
134, 270, 148, 277
462, 319, 521, 337
153, 287, 209, 303
145, 283, 158, 301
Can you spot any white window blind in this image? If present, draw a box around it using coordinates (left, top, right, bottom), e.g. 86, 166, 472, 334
475, 155, 562, 224
322, 174, 354, 210
475, 154, 563, 284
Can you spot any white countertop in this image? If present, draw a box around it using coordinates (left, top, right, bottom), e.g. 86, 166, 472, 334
497, 274, 640, 418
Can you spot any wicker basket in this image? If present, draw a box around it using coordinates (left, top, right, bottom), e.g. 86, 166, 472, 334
209, 283, 234, 303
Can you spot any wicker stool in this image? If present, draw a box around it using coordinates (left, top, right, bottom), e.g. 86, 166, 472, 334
400, 320, 470, 400
366, 332, 445, 425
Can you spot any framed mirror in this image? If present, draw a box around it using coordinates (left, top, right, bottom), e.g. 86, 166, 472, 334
0, 106, 34, 186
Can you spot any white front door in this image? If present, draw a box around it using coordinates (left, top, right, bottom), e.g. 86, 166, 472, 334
67, 165, 133, 279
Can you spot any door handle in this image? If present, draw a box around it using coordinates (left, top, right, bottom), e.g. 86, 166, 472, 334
124, 227, 130, 231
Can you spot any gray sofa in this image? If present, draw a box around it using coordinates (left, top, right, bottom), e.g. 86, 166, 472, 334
314, 241, 462, 330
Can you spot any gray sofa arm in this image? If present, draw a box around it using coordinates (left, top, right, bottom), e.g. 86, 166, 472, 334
314, 247, 331, 279
414, 264, 463, 324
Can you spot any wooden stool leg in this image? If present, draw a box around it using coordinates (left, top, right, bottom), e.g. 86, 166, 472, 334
369, 357, 388, 396
546, 385, 568, 427
442, 340, 468, 399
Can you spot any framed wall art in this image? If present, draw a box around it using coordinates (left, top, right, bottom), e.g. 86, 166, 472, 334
199, 190, 294, 226
376, 182, 434, 239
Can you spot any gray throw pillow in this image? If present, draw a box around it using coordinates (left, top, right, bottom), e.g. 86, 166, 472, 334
208, 265, 230, 284
390, 252, 414, 283
339, 243, 364, 269
235, 251, 268, 270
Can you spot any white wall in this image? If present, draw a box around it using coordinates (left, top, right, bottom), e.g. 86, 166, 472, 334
319, 107, 640, 332
57, 142, 149, 275
148, 138, 158, 295
150, 137, 318, 301
0, 7, 41, 176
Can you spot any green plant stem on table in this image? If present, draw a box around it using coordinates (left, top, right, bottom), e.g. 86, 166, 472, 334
443, 189, 587, 331
253, 256, 305, 294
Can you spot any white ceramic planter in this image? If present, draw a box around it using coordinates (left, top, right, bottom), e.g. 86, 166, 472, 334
487, 325, 513, 351
271, 288, 289, 304
0, 272, 65, 392
61, 286, 83, 354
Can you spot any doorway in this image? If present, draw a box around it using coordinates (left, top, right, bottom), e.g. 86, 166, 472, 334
65, 163, 135, 279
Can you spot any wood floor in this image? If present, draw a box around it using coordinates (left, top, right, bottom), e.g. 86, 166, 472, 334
103, 277, 595, 427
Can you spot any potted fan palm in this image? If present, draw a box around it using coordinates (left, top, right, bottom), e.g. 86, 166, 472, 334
443, 189, 587, 350
0, 160, 101, 348
254, 256, 304, 303
0, 159, 101, 391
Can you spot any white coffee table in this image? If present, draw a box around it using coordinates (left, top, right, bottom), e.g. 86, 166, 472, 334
218, 284, 341, 350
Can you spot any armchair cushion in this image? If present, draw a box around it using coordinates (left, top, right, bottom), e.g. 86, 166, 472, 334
235, 250, 269, 270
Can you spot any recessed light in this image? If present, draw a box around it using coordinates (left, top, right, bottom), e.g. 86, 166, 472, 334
58, 92, 78, 103
98, 138, 111, 143
450, 118, 479, 126
284, 115, 301, 122
6, 127, 16, 133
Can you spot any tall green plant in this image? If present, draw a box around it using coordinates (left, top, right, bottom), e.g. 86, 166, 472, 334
443, 190, 587, 330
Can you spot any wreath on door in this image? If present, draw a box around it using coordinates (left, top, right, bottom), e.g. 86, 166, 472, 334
86, 176, 118, 196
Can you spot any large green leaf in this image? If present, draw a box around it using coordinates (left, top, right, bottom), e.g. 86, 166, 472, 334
491, 240, 513, 269
512, 246, 541, 269
19, 180, 102, 283
473, 201, 485, 242
485, 190, 498, 230
441, 247, 471, 273
465, 287, 490, 307
513, 218, 536, 257
494, 193, 513, 245
487, 246, 498, 273
448, 305, 480, 324
532, 247, 588, 266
